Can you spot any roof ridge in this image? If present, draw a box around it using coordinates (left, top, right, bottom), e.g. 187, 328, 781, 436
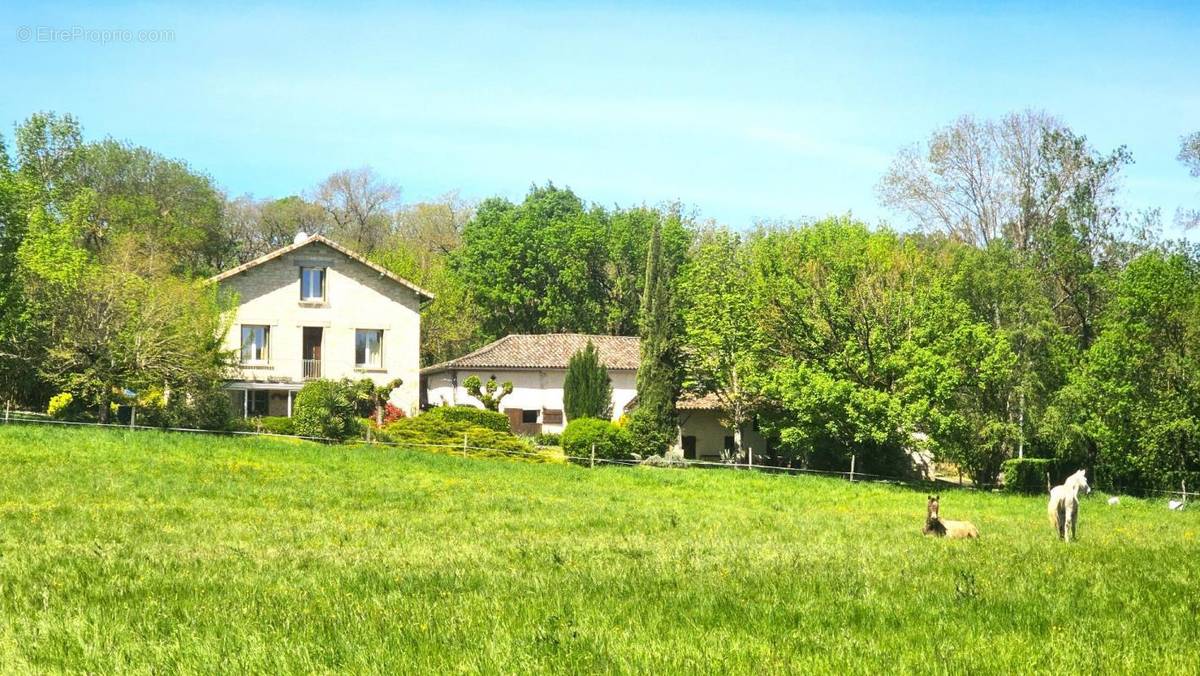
207, 234, 434, 301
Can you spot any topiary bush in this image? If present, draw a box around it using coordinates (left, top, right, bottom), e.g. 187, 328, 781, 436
1001, 458, 1056, 493
562, 417, 633, 462
422, 405, 510, 433
293, 379, 360, 440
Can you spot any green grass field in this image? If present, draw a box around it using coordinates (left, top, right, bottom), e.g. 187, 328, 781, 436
0, 424, 1198, 673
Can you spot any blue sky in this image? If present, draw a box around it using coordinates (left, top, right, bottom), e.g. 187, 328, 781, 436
3, 1, 1199, 232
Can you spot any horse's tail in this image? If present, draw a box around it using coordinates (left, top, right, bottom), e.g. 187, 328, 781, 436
1048, 493, 1062, 534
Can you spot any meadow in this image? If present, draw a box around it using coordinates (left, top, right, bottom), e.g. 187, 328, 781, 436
0, 424, 1197, 674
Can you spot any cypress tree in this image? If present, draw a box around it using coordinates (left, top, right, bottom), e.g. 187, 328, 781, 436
628, 215, 682, 455
563, 340, 612, 421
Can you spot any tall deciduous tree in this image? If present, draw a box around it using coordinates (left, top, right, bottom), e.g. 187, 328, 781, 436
1178, 131, 1200, 229
451, 184, 690, 342
678, 227, 756, 459
313, 167, 400, 256
563, 340, 612, 421
878, 110, 1064, 249
1047, 249, 1200, 493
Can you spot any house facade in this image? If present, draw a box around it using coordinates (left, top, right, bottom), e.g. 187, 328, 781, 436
210, 234, 432, 418
422, 333, 768, 460
421, 334, 640, 435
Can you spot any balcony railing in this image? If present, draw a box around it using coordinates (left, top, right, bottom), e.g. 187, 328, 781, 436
302, 359, 322, 379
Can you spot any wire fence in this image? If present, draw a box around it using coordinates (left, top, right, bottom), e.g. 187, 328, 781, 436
1, 407, 1194, 501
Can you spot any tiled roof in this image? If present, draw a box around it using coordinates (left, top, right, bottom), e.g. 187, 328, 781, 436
207, 234, 434, 301
677, 392, 722, 410
422, 334, 641, 373
622, 391, 723, 413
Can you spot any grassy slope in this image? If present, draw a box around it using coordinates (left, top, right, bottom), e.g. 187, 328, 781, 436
0, 425, 1197, 674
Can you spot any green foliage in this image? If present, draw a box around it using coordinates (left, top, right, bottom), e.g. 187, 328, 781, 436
253, 416, 296, 436
630, 215, 683, 457
563, 341, 612, 421
1001, 458, 1056, 493
46, 392, 74, 419
293, 379, 361, 440
380, 414, 557, 462
678, 227, 757, 451
1046, 250, 1200, 493
532, 431, 562, 447
450, 184, 690, 340
561, 417, 633, 461
462, 375, 513, 411
422, 405, 510, 433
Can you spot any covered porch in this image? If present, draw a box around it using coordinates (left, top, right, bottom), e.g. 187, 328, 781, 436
227, 382, 303, 418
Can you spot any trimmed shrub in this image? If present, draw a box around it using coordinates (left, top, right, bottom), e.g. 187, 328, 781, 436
533, 431, 562, 447
625, 408, 676, 458
379, 415, 561, 463
562, 417, 633, 461
422, 405, 510, 433
1001, 458, 1055, 493
293, 379, 360, 440
254, 416, 295, 436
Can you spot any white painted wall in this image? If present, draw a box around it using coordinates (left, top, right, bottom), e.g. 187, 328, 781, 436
218, 241, 423, 414
677, 410, 769, 462
423, 368, 637, 433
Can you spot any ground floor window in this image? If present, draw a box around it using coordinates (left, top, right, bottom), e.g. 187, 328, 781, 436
521, 409, 538, 424
248, 390, 269, 416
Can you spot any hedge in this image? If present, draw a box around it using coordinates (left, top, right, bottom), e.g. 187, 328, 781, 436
379, 415, 561, 463
561, 417, 633, 461
254, 416, 295, 436
422, 405, 510, 433
1001, 458, 1056, 493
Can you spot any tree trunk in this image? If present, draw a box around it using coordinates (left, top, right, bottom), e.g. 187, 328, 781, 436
98, 390, 111, 424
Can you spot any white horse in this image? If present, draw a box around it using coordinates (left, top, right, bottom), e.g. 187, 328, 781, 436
1048, 469, 1091, 542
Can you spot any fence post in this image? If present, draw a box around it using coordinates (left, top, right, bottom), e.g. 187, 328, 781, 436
3, 400, 8, 425
849, 454, 856, 483
590, 444, 595, 469
463, 433, 468, 458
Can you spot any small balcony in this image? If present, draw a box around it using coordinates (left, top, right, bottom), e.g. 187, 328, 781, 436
302, 359, 322, 380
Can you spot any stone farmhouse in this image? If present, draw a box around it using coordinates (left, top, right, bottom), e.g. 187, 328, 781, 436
209, 233, 432, 418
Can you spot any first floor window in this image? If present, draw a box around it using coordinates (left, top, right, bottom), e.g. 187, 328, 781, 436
522, 409, 539, 424
240, 325, 270, 363
248, 390, 269, 416
355, 329, 383, 368
300, 267, 326, 301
